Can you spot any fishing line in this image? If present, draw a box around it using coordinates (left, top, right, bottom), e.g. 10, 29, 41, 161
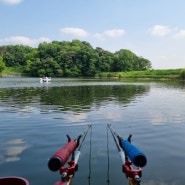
88, 125, 92, 185
78, 125, 91, 151
106, 125, 110, 185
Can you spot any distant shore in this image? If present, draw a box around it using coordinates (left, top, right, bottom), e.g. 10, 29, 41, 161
96, 69, 185, 80
1, 68, 185, 80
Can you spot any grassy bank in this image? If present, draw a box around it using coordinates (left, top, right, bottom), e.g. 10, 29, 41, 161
96, 69, 185, 80
1, 67, 185, 80
1, 67, 22, 77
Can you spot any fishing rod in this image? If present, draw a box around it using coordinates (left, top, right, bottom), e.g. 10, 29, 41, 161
107, 124, 126, 166
107, 124, 147, 185
48, 125, 92, 185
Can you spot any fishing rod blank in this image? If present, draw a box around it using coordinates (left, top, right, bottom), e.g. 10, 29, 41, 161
107, 124, 125, 165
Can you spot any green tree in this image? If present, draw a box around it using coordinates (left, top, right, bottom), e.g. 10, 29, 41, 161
112, 49, 151, 72
79, 42, 98, 77
29, 58, 42, 76
180, 69, 185, 80
2, 45, 36, 67
136, 57, 152, 70
0, 40, 152, 77
95, 47, 114, 72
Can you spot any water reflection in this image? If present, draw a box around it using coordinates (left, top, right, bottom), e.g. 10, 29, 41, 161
0, 84, 150, 114
0, 139, 30, 163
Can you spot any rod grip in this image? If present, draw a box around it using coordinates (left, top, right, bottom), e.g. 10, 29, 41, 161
48, 141, 77, 171
121, 140, 147, 167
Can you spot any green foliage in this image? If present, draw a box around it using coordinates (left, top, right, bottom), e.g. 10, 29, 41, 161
0, 40, 152, 77
99, 69, 183, 80
179, 69, 185, 79
0, 56, 6, 72
112, 49, 152, 72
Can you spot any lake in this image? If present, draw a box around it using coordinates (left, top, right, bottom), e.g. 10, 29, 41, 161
0, 77, 185, 185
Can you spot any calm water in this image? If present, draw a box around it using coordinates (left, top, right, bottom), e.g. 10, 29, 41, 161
0, 77, 185, 185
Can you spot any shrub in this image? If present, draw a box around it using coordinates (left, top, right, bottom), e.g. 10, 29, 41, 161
180, 69, 185, 80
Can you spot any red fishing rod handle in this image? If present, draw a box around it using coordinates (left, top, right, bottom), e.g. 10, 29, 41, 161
123, 160, 142, 179
48, 140, 77, 171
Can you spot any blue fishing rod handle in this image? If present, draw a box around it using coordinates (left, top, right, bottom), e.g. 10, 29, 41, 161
121, 140, 147, 167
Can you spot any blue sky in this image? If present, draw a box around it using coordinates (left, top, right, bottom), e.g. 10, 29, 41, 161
0, 0, 185, 69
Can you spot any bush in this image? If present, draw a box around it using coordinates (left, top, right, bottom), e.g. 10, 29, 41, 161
0, 56, 6, 72
180, 69, 185, 80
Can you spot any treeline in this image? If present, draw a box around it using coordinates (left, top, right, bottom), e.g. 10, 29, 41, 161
0, 40, 152, 77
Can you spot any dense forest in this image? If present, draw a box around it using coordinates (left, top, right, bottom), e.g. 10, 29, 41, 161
0, 40, 152, 77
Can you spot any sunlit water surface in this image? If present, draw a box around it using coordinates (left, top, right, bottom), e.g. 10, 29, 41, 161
0, 78, 185, 185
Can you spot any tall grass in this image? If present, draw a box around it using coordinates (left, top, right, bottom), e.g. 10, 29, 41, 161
97, 69, 185, 80
1, 67, 22, 77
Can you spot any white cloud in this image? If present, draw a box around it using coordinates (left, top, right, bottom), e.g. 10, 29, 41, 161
173, 29, 185, 39
0, 36, 50, 47
104, 29, 125, 38
148, 25, 171, 37
94, 29, 125, 40
0, 0, 23, 5
2, 36, 33, 45
60, 27, 89, 37
60, 27, 125, 40
147, 25, 185, 40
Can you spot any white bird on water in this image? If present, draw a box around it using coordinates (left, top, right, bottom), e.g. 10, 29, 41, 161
40, 77, 51, 83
